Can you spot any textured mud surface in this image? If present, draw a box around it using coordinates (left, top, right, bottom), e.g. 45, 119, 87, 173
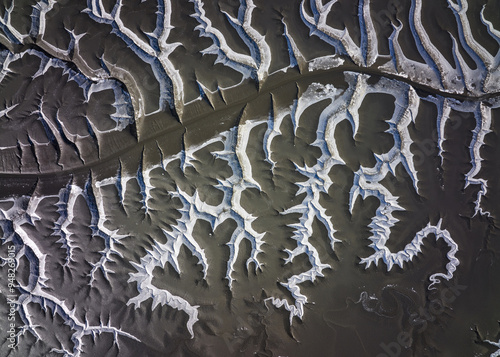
1, 0, 500, 356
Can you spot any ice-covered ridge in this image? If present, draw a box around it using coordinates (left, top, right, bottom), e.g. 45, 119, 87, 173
358, 0, 378, 67
146, 186, 211, 278
282, 19, 305, 70
360, 219, 458, 288
0, 191, 140, 356
484, 339, 500, 357
268, 156, 338, 323
96, 160, 208, 338
338, 73, 420, 193
344, 76, 499, 283
0, 49, 135, 171
172, 125, 266, 288
91, 178, 128, 286
53, 182, 82, 267
222, 121, 267, 281
3, 69, 498, 345
481, 5, 500, 53
425, 96, 493, 215
124, 72, 497, 329
264, 81, 345, 322
328, 74, 460, 286
409, 0, 462, 92
191, 0, 272, 86
300, 0, 377, 67
465, 102, 492, 216
379, 19, 442, 90
122, 124, 266, 335
262, 93, 284, 171
432, 96, 452, 168
222, 0, 271, 84
127, 272, 199, 338
126, 196, 203, 338
447, 0, 500, 93
2, 0, 500, 119
19, 293, 140, 357
85, 0, 182, 117
324, 73, 366, 164
0, 1, 28, 44
31, 0, 58, 40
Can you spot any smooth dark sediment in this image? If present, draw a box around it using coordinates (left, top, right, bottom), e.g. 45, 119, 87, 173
1, 1, 500, 357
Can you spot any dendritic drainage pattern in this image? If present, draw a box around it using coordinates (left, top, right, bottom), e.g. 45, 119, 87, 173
2, 72, 497, 355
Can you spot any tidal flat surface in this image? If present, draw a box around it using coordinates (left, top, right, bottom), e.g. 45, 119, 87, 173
0, 0, 500, 356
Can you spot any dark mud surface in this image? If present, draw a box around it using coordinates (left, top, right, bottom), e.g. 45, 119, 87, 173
1, 1, 500, 356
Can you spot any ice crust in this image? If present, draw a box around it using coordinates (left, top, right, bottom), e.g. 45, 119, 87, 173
2, 0, 500, 123
1, 0, 500, 351
85, 0, 182, 117
124, 71, 498, 328
0, 49, 135, 171
0, 193, 140, 356
485, 339, 500, 357
3, 70, 498, 342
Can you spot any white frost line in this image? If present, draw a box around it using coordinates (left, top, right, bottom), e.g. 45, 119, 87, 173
85, 0, 183, 117
213, 127, 265, 286
191, 0, 257, 73
300, 0, 364, 66
1, 194, 139, 355
53, 184, 83, 267
267, 80, 344, 323
437, 97, 452, 167
360, 219, 459, 289
88, 179, 128, 286
222, 0, 271, 83
127, 273, 199, 338
0, 1, 30, 43
465, 102, 492, 216
324, 73, 365, 163
282, 18, 306, 71
480, 5, 500, 51
360, 0, 378, 67
448, 0, 500, 93
236, 119, 263, 189
484, 339, 500, 357
379, 20, 441, 91
447, 0, 494, 68
397, 86, 420, 193
410, 0, 462, 92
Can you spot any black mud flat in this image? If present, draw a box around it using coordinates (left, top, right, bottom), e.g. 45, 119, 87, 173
0, 1, 500, 356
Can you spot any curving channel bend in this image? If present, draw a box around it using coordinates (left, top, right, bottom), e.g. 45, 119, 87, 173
0, 0, 500, 356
